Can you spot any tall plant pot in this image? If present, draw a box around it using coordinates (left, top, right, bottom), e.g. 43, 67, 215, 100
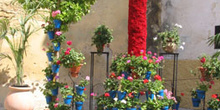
162, 42, 177, 53
4, 86, 34, 110
70, 64, 83, 77
75, 102, 83, 110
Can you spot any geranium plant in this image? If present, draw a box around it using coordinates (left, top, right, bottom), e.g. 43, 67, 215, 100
52, 32, 66, 47
42, 66, 53, 79
41, 17, 55, 33
207, 94, 220, 109
73, 92, 86, 102
44, 81, 62, 90
78, 76, 90, 87
60, 85, 74, 98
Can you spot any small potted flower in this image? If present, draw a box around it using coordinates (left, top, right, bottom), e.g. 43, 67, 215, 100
104, 78, 118, 98
51, 57, 61, 74
190, 88, 201, 107
196, 81, 210, 99
96, 94, 112, 110
207, 94, 220, 110
41, 17, 55, 40
46, 46, 54, 62
44, 81, 62, 96
40, 88, 52, 104
172, 93, 184, 110
73, 93, 86, 110
60, 41, 86, 77
118, 78, 133, 100
52, 102, 71, 110
157, 24, 182, 53
75, 76, 90, 95
52, 10, 62, 29
42, 66, 53, 81
52, 31, 66, 51
91, 25, 113, 54
60, 85, 74, 105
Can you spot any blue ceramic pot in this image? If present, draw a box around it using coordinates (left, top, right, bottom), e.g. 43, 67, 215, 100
196, 89, 206, 99
207, 108, 212, 110
46, 75, 53, 81
52, 64, 60, 73
117, 91, 127, 100
64, 95, 73, 105
126, 108, 136, 110
53, 42, 61, 51
45, 96, 52, 104
75, 102, 83, 110
145, 71, 152, 80
51, 87, 58, 96
192, 98, 201, 107
47, 31, 54, 40
46, 52, 53, 61
109, 90, 117, 98
122, 71, 130, 79
53, 19, 62, 29
112, 108, 118, 110
161, 106, 169, 110
158, 89, 164, 97
172, 103, 180, 110
76, 86, 85, 95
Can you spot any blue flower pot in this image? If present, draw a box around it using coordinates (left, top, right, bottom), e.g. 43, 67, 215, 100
51, 87, 58, 96
47, 31, 54, 40
162, 106, 169, 110
146, 91, 154, 100
126, 108, 136, 110
45, 96, 52, 104
196, 89, 206, 99
112, 108, 118, 110
172, 103, 180, 110
117, 91, 127, 100
109, 90, 117, 98
46, 52, 53, 61
46, 75, 53, 81
76, 86, 85, 95
158, 89, 164, 97
207, 108, 212, 110
192, 98, 201, 107
145, 71, 151, 80
53, 19, 62, 29
64, 95, 73, 105
53, 42, 61, 51
52, 64, 60, 73
75, 101, 83, 110
122, 71, 130, 79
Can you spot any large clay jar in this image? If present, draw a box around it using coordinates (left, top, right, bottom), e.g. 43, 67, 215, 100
4, 86, 34, 110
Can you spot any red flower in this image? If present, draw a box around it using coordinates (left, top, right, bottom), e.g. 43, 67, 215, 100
67, 41, 72, 45
209, 85, 212, 89
84, 88, 87, 91
67, 47, 71, 51
200, 57, 206, 63
127, 76, 133, 82
64, 85, 69, 88
65, 50, 70, 55
148, 59, 153, 63
143, 79, 149, 84
56, 60, 61, 65
110, 72, 116, 78
200, 78, 205, 82
104, 93, 110, 97
181, 93, 184, 96
140, 91, 145, 95
210, 80, 215, 85
212, 94, 218, 98
128, 92, 133, 98
154, 75, 162, 81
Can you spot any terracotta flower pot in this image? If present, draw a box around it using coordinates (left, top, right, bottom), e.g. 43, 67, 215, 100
70, 64, 83, 77
163, 42, 177, 53
4, 85, 34, 110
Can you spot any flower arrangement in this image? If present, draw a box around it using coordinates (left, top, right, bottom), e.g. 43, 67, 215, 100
207, 94, 220, 109
41, 17, 55, 33
60, 85, 74, 98
91, 25, 113, 53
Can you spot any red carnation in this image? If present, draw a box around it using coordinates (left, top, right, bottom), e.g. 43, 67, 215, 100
67, 41, 72, 45
104, 93, 110, 97
128, 92, 133, 98
65, 50, 70, 55
209, 85, 212, 89
56, 60, 61, 65
143, 79, 149, 84
181, 93, 184, 96
110, 72, 116, 78
200, 57, 206, 63
84, 88, 87, 91
140, 91, 145, 95
154, 74, 162, 81
212, 94, 218, 98
67, 47, 71, 51
210, 80, 215, 85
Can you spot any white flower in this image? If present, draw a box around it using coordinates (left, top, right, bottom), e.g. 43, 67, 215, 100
182, 42, 185, 45
113, 98, 118, 101
179, 45, 184, 50
121, 99, 126, 104
175, 23, 182, 28
153, 37, 158, 41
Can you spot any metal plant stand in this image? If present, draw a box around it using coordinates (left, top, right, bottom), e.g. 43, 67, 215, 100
89, 52, 110, 110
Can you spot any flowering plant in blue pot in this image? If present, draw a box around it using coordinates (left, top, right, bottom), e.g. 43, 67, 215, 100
73, 93, 86, 110
42, 66, 53, 81
44, 81, 62, 96
60, 85, 74, 105
207, 94, 220, 109
104, 77, 118, 98
75, 76, 90, 95
51, 57, 61, 74
40, 88, 52, 104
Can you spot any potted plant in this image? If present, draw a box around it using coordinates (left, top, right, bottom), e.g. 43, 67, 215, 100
172, 93, 184, 110
126, 96, 140, 110
40, 88, 53, 104
41, 17, 55, 40
42, 66, 53, 81
91, 25, 113, 54
73, 93, 86, 110
160, 89, 176, 110
191, 88, 201, 107
46, 46, 54, 62
208, 32, 220, 49
207, 94, 220, 110
45, 81, 62, 96
60, 85, 74, 105
104, 78, 118, 98
96, 94, 112, 110
118, 78, 133, 100
158, 24, 182, 53
1, 11, 39, 110
52, 31, 66, 51
75, 76, 90, 95
196, 81, 210, 99
50, 102, 71, 110
60, 41, 86, 77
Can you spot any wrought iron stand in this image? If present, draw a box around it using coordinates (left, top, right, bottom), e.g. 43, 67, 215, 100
89, 52, 110, 110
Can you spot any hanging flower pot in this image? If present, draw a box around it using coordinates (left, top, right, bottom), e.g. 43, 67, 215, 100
51, 87, 58, 96
162, 42, 177, 53
47, 31, 55, 40
52, 64, 60, 73
207, 108, 212, 110
46, 52, 53, 61
192, 98, 201, 107
196, 89, 206, 99
45, 96, 52, 104
126, 108, 137, 110
70, 64, 83, 77
145, 71, 151, 80
64, 95, 73, 105
76, 86, 85, 95
112, 108, 118, 110
172, 103, 180, 110
158, 89, 164, 97
46, 75, 53, 81
53, 42, 61, 51
162, 106, 169, 110
53, 19, 62, 29
121, 71, 130, 79
109, 90, 117, 98
75, 101, 83, 110
117, 91, 127, 100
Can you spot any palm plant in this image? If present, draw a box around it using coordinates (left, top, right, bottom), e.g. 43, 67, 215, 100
208, 33, 220, 58
0, 11, 39, 86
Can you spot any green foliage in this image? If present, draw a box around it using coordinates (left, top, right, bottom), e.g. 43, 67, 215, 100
42, 17, 55, 33
78, 77, 89, 87
190, 88, 197, 98
120, 79, 133, 93
52, 34, 66, 46
47, 46, 54, 53
73, 92, 86, 102
196, 81, 210, 91
103, 78, 118, 91
48, 102, 71, 110
40, 88, 52, 96
126, 97, 140, 108
60, 85, 74, 98
146, 80, 164, 93
208, 33, 220, 48
42, 65, 53, 77
44, 81, 62, 90
96, 95, 112, 109
207, 98, 220, 109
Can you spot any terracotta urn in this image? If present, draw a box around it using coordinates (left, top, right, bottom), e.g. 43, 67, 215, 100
4, 86, 34, 110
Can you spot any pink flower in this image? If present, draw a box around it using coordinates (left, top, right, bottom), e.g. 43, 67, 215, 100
56, 60, 61, 65
152, 56, 156, 59
155, 60, 160, 63
65, 50, 70, 55
86, 76, 90, 81
122, 55, 126, 58
42, 48, 46, 51
154, 53, 157, 56
52, 10, 61, 18
67, 41, 72, 45
127, 60, 131, 63
147, 51, 152, 54
160, 56, 164, 60
210, 80, 215, 85
140, 50, 144, 54
65, 85, 69, 89
117, 76, 122, 80
127, 76, 133, 82
54, 103, 59, 108
55, 98, 59, 101
90, 93, 97, 96
55, 31, 62, 36
121, 74, 125, 77
143, 56, 147, 60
